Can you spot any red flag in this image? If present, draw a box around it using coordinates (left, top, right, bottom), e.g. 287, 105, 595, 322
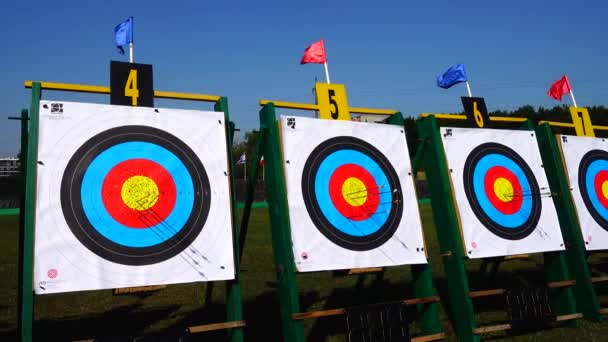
300, 39, 326, 64
548, 75, 571, 101
259, 156, 264, 167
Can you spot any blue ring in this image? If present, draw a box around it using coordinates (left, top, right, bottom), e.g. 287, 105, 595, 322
80, 141, 194, 247
585, 159, 608, 222
314, 149, 391, 236
472, 153, 532, 228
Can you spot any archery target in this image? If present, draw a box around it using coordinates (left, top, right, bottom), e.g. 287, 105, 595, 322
281, 115, 426, 272
441, 128, 564, 258
559, 135, 608, 250
34, 101, 234, 294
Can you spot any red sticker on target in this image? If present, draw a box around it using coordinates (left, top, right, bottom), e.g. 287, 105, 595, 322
47, 269, 58, 279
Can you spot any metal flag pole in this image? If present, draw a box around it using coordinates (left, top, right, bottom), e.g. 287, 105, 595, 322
324, 62, 331, 84
129, 16, 134, 63
465, 81, 472, 97
569, 88, 578, 108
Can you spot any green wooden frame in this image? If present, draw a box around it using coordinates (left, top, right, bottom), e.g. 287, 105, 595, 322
243, 104, 443, 341
18, 82, 244, 342
416, 115, 579, 341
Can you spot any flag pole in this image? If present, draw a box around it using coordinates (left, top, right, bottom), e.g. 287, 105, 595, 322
244, 161, 247, 181
129, 16, 134, 63
465, 81, 472, 97
324, 62, 331, 84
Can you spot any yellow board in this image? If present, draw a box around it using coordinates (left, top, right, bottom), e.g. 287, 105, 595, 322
315, 83, 350, 121
570, 107, 595, 137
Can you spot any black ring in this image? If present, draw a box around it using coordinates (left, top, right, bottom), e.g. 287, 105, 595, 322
60, 125, 211, 265
578, 149, 608, 232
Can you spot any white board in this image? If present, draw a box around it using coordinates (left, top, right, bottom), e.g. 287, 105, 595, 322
441, 127, 564, 258
281, 115, 427, 272
559, 135, 608, 250
34, 101, 235, 294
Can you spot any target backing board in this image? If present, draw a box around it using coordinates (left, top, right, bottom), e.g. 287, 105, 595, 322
559, 135, 608, 250
280, 115, 427, 272
441, 127, 564, 258
34, 100, 235, 294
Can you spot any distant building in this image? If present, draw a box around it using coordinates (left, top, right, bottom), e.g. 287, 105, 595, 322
0, 157, 20, 177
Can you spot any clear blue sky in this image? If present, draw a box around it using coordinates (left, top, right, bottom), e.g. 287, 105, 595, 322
1, 0, 607, 155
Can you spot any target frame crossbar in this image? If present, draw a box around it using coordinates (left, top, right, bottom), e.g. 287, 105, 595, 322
241, 102, 444, 341
415, 114, 581, 342
259, 99, 399, 116
18, 82, 245, 342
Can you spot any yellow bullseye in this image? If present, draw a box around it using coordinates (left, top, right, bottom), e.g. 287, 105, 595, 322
493, 177, 514, 203
602, 181, 608, 200
342, 177, 367, 206
121, 175, 160, 211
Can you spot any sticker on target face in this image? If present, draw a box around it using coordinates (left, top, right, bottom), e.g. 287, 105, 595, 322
559, 135, 608, 250
34, 101, 235, 294
441, 127, 564, 258
280, 115, 427, 272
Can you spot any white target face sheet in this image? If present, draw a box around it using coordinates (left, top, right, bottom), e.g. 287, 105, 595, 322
559, 135, 608, 250
441, 127, 564, 258
34, 101, 235, 294
280, 116, 427, 272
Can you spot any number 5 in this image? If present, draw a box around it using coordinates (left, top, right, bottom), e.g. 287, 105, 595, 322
125, 69, 139, 106
328, 89, 339, 119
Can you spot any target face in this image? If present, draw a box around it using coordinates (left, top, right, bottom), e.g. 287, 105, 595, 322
61, 125, 210, 265
281, 116, 426, 272
442, 128, 564, 258
463, 143, 541, 240
559, 135, 608, 250
301, 136, 403, 251
34, 101, 235, 294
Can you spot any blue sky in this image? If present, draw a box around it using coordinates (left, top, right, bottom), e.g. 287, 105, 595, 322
1, 0, 607, 155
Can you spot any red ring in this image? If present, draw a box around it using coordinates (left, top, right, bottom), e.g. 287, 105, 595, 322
101, 159, 177, 228
328, 164, 379, 221
593, 170, 608, 209
483, 166, 523, 215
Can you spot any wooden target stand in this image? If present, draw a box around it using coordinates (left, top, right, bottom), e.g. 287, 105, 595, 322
238, 83, 445, 342
17, 68, 245, 342
534, 107, 608, 321
415, 97, 582, 342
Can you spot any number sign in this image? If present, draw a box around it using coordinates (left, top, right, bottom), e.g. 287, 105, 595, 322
569, 107, 595, 137
110, 61, 154, 107
461, 97, 490, 128
315, 83, 350, 121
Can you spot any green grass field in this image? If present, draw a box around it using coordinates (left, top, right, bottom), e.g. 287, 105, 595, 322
1, 206, 608, 341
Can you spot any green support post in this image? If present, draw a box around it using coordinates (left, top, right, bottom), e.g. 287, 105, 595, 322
259, 103, 304, 342
416, 116, 478, 342
215, 97, 244, 342
386, 113, 442, 336
18, 84, 41, 342
535, 123, 602, 321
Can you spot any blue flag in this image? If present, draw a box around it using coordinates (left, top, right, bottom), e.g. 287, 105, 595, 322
436, 64, 468, 89
114, 17, 133, 54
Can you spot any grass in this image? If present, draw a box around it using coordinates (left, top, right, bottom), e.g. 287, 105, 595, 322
1, 206, 608, 341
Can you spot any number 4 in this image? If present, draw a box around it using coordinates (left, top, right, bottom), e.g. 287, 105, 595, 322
125, 69, 139, 106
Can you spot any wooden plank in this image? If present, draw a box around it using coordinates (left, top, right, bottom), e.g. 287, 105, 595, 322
403, 296, 440, 306
597, 308, 608, 314
555, 313, 583, 322
187, 320, 246, 333
591, 276, 608, 283
468, 289, 505, 298
347, 267, 383, 275
489, 116, 528, 123
293, 308, 345, 320
113, 285, 166, 294
419, 113, 467, 120
472, 323, 511, 334
410, 332, 446, 342
503, 254, 530, 260
547, 280, 575, 288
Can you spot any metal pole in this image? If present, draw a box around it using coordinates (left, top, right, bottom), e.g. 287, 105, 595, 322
129, 42, 133, 63
323, 62, 331, 84
569, 90, 578, 108
465, 81, 472, 97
